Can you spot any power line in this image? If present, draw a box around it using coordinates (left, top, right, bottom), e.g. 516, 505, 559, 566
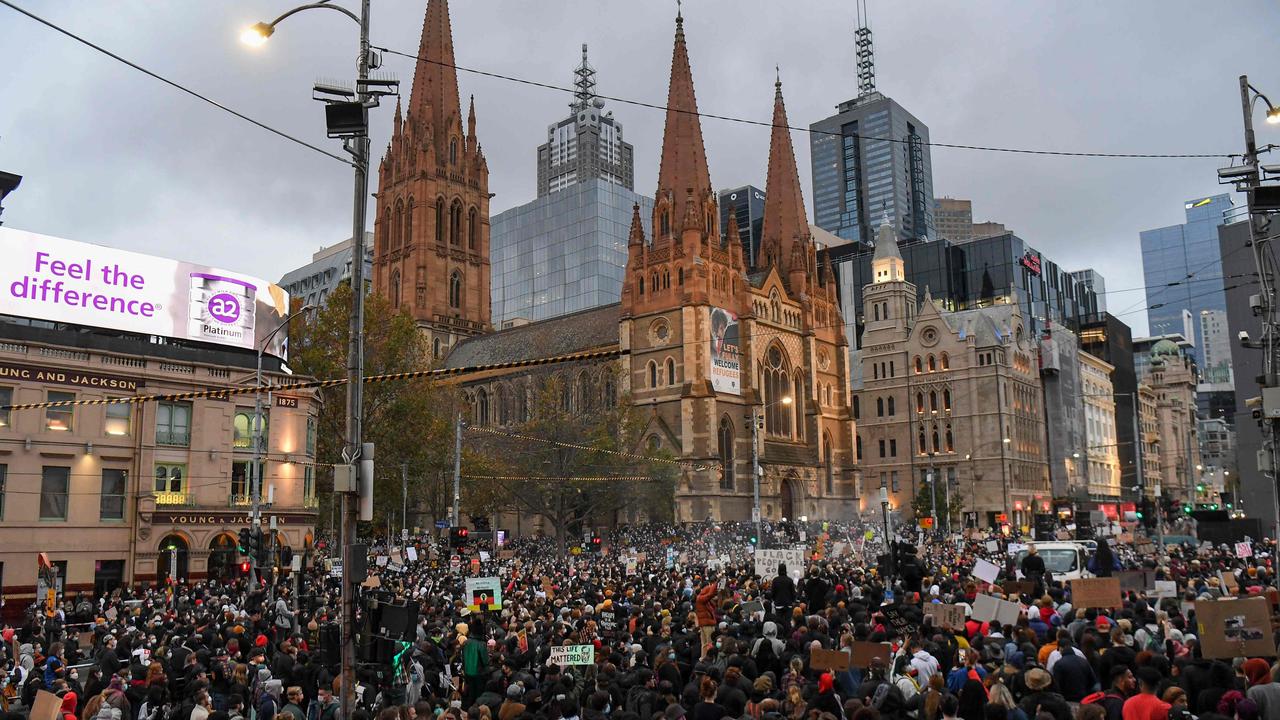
0, 0, 352, 166
373, 45, 1234, 160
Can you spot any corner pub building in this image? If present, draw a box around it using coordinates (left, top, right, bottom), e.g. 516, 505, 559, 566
0, 286, 318, 617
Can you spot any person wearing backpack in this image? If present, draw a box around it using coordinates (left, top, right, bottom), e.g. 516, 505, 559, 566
750, 622, 783, 678
1083, 666, 1135, 720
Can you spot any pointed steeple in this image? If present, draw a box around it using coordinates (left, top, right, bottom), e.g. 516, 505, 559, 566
409, 0, 464, 157
871, 213, 905, 283
466, 94, 477, 152
655, 10, 712, 208
628, 202, 646, 248
758, 73, 811, 275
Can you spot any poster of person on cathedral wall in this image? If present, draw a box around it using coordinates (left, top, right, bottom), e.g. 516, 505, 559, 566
709, 307, 740, 395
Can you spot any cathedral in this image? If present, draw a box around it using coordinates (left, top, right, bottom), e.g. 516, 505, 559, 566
374, 1, 859, 523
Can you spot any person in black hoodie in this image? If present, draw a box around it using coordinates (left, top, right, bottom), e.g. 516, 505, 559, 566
804, 569, 831, 613
770, 565, 796, 630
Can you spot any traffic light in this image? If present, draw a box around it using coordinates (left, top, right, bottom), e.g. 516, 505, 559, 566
590, 536, 602, 553
448, 526, 469, 549
238, 527, 253, 555
1183, 503, 1193, 515
239, 560, 252, 575
1196, 482, 1206, 493
749, 534, 758, 545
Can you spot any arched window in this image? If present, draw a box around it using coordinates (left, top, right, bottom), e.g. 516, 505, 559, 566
660, 209, 670, 236
823, 432, 834, 494
435, 197, 446, 243
560, 378, 573, 412
945, 424, 955, 452
792, 374, 805, 440
476, 388, 489, 427
647, 361, 658, 389
448, 271, 462, 309
856, 434, 863, 460
852, 395, 860, 419
468, 207, 478, 249
770, 292, 781, 323
943, 389, 952, 411
495, 385, 509, 425
449, 137, 458, 165
450, 200, 463, 245
602, 373, 617, 408
918, 430, 927, 455
514, 385, 527, 422
940, 352, 950, 370
678, 267, 684, 285
887, 396, 895, 416
927, 355, 936, 372
873, 304, 880, 321
666, 358, 676, 386
404, 199, 414, 247
637, 274, 644, 296
932, 428, 941, 453
576, 371, 592, 412
389, 270, 401, 309
664, 270, 671, 289
718, 417, 735, 491
393, 201, 403, 249
379, 207, 391, 253
914, 356, 923, 374
876, 397, 884, 417
432, 338, 441, 359
930, 391, 938, 413
916, 392, 924, 413
763, 345, 793, 437
650, 273, 658, 293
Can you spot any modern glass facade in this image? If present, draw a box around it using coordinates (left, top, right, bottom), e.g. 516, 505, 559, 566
718, 185, 765, 268
491, 178, 653, 326
826, 232, 1099, 350
1140, 193, 1233, 375
810, 92, 934, 246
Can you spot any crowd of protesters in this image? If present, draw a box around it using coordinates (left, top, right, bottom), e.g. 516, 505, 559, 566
0, 520, 1277, 720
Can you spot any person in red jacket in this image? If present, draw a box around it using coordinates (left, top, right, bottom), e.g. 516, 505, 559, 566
695, 578, 719, 659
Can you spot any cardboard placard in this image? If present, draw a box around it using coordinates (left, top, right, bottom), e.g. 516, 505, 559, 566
881, 604, 918, 637
77, 630, 96, 648
1117, 571, 1155, 593
741, 600, 764, 616
1001, 580, 1038, 597
31, 690, 62, 720
923, 603, 966, 629
406, 546, 418, 562
973, 558, 1000, 584
540, 575, 554, 599
810, 647, 852, 671
850, 641, 892, 668
755, 547, 806, 580
1237, 542, 1253, 558
973, 594, 1022, 626
1071, 577, 1122, 608
1197, 597, 1274, 659
1223, 572, 1240, 593
547, 644, 595, 666
1152, 580, 1178, 599
985, 540, 999, 553
465, 576, 503, 612
498, 549, 515, 560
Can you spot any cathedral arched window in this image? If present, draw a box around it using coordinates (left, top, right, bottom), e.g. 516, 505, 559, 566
916, 392, 924, 414
876, 397, 884, 417
824, 432, 834, 494
650, 273, 658, 293
856, 434, 863, 461
647, 361, 658, 389
602, 372, 617, 408
660, 209, 670, 236
475, 388, 489, 427
914, 356, 923, 374
666, 358, 676, 386
944, 389, 952, 411
389, 270, 401, 309
793, 373, 805, 440
932, 428, 941, 453
468, 207, 478, 250
448, 271, 462, 309
637, 274, 644, 296
887, 396, 895, 416
927, 354, 936, 372
435, 197, 446, 243
718, 417, 735, 491
930, 391, 938, 413
852, 396, 860, 419
432, 338, 441, 359
380, 206, 391, 253
495, 385, 509, 426
873, 304, 880, 321
918, 430, 927, 455
577, 370, 592, 412
393, 201, 403, 249
940, 352, 950, 370
404, 198, 414, 247
763, 345, 793, 438
945, 424, 955, 452
450, 200, 463, 245
678, 267, 685, 285
449, 137, 458, 165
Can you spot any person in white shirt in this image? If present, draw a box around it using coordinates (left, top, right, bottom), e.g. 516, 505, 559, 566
908, 639, 940, 684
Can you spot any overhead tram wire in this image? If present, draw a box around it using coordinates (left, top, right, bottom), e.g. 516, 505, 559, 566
0, 0, 352, 166
373, 45, 1235, 161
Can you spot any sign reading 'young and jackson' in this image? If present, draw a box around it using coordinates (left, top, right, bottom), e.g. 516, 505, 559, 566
0, 361, 140, 392
709, 307, 741, 395
0, 228, 293, 359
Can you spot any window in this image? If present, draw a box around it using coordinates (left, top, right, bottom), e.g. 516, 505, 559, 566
433, 338, 442, 358
928, 355, 936, 372
852, 396, 860, 419
232, 409, 263, 450
156, 402, 192, 446
891, 471, 900, 492
450, 200, 463, 245
0, 464, 6, 519
824, 433, 834, 494
46, 391, 74, 432
393, 201, 403, 249
468, 207, 478, 250
404, 199, 414, 246
306, 416, 317, 455
40, 466, 70, 520
0, 387, 10, 427
918, 430, 927, 455
945, 424, 955, 452
930, 391, 938, 413
660, 209, 670, 236
476, 388, 489, 426
648, 361, 658, 388
449, 271, 462, 309
94, 560, 124, 598
943, 389, 952, 411
231, 461, 253, 502
154, 463, 186, 494
889, 438, 897, 457
304, 466, 315, 503
666, 358, 677, 386
449, 137, 458, 165
876, 397, 884, 417
104, 403, 131, 436
873, 304, 880, 321
436, 197, 446, 243
889, 361, 894, 377
887, 397, 895, 416
718, 417, 735, 490
100, 469, 126, 520
940, 353, 950, 370
878, 439, 886, 458
914, 356, 923, 374
872, 363, 879, 380
856, 435, 863, 461
390, 270, 401, 309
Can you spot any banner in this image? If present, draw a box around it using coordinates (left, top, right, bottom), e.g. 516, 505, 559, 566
465, 576, 503, 612
0, 228, 291, 359
709, 307, 741, 394
755, 547, 807, 580
547, 644, 595, 666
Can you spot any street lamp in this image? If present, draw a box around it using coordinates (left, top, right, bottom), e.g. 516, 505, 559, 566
751, 396, 792, 548
240, 4, 377, 717
879, 484, 892, 582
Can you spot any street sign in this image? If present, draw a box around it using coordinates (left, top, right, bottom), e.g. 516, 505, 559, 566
751, 507, 760, 523
435, 520, 449, 529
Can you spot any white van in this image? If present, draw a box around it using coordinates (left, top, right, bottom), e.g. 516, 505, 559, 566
1012, 541, 1095, 581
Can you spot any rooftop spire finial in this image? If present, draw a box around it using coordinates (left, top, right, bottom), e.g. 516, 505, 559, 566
571, 41, 598, 112
676, 0, 683, 30
855, 0, 876, 97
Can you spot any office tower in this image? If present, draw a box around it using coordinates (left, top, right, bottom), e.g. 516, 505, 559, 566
934, 197, 972, 242
1070, 269, 1107, 314
1078, 313, 1138, 502
279, 233, 374, 310
1140, 194, 1234, 373
537, 45, 635, 196
809, 8, 934, 246
718, 185, 766, 267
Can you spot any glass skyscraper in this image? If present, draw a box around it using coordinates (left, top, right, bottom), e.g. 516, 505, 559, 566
491, 178, 653, 326
809, 92, 935, 246
1139, 193, 1234, 377
718, 185, 766, 268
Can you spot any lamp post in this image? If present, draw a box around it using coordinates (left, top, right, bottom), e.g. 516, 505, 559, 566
751, 396, 792, 548
241, 4, 382, 717
879, 484, 893, 582
251, 304, 313, 588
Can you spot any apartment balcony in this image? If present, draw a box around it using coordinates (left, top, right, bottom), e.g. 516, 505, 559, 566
153, 491, 196, 507
228, 494, 253, 508
303, 496, 320, 509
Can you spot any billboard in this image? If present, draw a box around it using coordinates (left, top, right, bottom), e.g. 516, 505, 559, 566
0, 228, 291, 358
709, 306, 740, 394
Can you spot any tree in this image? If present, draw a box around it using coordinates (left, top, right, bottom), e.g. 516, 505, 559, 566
469, 365, 676, 553
289, 283, 459, 535
911, 470, 962, 531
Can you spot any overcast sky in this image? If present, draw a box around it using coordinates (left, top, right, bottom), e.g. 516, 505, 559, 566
2, 1, 1278, 337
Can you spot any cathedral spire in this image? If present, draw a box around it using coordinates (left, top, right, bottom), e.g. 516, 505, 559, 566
758, 73, 810, 275
409, 0, 464, 157
655, 9, 712, 209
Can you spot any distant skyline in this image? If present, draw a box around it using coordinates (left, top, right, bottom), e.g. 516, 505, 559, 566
2, 1, 1278, 337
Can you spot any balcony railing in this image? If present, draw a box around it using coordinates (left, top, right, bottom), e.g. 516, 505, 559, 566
303, 495, 320, 509
228, 494, 253, 508
154, 491, 195, 507
156, 430, 190, 447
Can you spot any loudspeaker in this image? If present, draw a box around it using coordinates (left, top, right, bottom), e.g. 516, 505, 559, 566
348, 543, 367, 583
320, 622, 341, 667
379, 601, 418, 641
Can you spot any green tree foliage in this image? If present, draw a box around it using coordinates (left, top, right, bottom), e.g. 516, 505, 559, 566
911, 470, 962, 530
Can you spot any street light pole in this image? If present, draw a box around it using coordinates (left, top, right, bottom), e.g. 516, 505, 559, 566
879, 484, 893, 583
750, 396, 790, 548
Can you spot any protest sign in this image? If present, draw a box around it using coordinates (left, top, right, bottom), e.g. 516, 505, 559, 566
547, 645, 595, 666
1117, 571, 1155, 593
1237, 542, 1254, 558
755, 547, 807, 580
1152, 580, 1178, 599
1197, 597, 1273, 659
881, 604, 918, 636
31, 690, 61, 720
1071, 577, 1122, 608
973, 558, 1000, 584
465, 576, 503, 612
741, 600, 765, 617
810, 648, 852, 671
498, 549, 515, 560
973, 594, 1022, 626
923, 603, 966, 629
1001, 580, 1038, 597
406, 547, 418, 562
850, 641, 892, 668
985, 540, 999, 553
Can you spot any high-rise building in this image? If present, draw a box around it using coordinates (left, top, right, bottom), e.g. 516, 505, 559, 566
1070, 269, 1107, 314
933, 197, 972, 242
1078, 313, 1138, 502
1145, 340, 1200, 505
1039, 322, 1086, 500
1080, 351, 1121, 500
278, 233, 374, 311
536, 45, 635, 196
1199, 309, 1233, 386
491, 179, 653, 327
970, 221, 1009, 240
372, 0, 492, 360
809, 11, 934, 246
718, 185, 765, 267
1140, 194, 1234, 373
